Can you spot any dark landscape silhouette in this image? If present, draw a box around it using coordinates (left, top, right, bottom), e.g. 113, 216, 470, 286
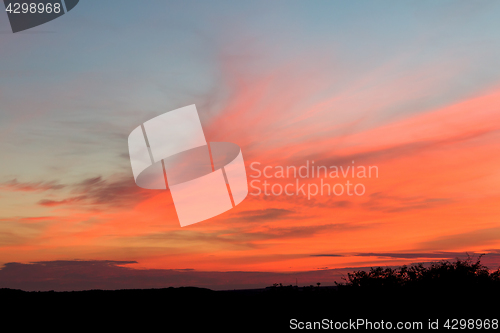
2, 255, 499, 330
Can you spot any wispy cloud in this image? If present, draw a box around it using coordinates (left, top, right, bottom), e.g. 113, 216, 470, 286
362, 192, 452, 213
417, 228, 500, 251
0, 179, 66, 192
36, 175, 157, 209
231, 208, 297, 222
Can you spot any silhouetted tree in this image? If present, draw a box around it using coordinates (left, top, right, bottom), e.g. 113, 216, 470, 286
337, 254, 500, 291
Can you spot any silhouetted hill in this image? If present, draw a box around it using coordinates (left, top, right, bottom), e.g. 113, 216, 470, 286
2, 256, 499, 331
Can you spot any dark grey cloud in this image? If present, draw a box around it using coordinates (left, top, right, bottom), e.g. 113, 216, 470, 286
36, 174, 157, 208
72, 175, 157, 207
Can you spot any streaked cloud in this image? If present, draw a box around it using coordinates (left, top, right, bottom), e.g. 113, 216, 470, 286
0, 179, 66, 192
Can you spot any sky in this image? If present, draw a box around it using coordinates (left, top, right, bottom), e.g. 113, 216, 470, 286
1, 0, 500, 291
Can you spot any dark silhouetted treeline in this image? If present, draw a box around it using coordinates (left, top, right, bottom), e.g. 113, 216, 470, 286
339, 254, 500, 290
2, 256, 499, 331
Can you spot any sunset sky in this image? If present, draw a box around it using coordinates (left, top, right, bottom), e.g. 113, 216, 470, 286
1, 0, 500, 291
